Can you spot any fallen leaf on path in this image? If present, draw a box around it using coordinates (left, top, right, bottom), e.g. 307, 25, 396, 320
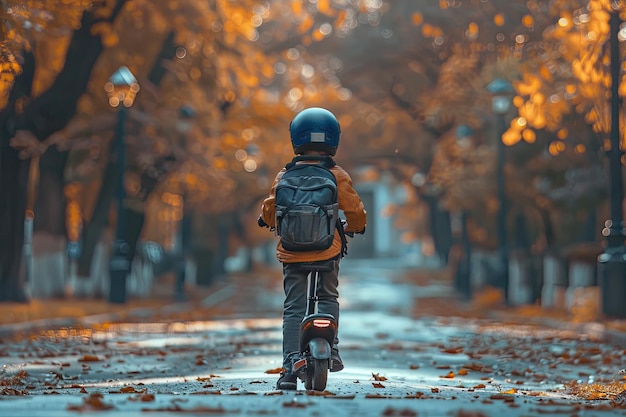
463, 363, 493, 373
441, 346, 464, 354
500, 388, 518, 395
264, 367, 284, 374
324, 394, 356, 399
372, 373, 387, 381
1, 388, 28, 395
67, 393, 114, 411
568, 380, 626, 402
365, 393, 391, 398
196, 374, 220, 382
530, 407, 579, 414
383, 342, 404, 350
78, 355, 101, 362
0, 370, 28, 386
490, 394, 515, 402
611, 390, 626, 407
455, 411, 488, 417
283, 400, 307, 408
382, 406, 417, 416
112, 386, 142, 394
128, 392, 155, 402
141, 405, 236, 413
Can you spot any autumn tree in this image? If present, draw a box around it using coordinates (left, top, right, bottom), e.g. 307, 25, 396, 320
0, 0, 271, 300
1, 0, 127, 301
294, 1, 556, 261
4, 0, 615, 303
0, 0, 389, 301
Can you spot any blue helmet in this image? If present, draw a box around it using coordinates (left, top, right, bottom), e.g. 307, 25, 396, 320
289, 107, 340, 155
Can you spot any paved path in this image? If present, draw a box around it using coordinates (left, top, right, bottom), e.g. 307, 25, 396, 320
1, 260, 625, 415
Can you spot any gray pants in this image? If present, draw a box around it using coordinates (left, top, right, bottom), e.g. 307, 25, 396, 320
282, 259, 340, 368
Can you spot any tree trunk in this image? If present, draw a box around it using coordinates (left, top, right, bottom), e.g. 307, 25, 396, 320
28, 147, 70, 298
0, 145, 30, 302
423, 193, 452, 266
513, 210, 531, 251
125, 208, 145, 268
0, 2, 127, 301
34, 147, 69, 235
0, 50, 35, 302
583, 208, 596, 242
77, 141, 118, 277
540, 208, 556, 249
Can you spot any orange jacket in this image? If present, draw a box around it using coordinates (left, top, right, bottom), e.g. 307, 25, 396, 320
260, 162, 367, 263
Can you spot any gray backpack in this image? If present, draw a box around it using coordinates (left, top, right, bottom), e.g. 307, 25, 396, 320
275, 156, 339, 252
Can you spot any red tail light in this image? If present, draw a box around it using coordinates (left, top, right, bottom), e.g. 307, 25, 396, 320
313, 319, 331, 328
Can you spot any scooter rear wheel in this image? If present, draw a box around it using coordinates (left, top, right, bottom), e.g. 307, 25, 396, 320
305, 359, 328, 391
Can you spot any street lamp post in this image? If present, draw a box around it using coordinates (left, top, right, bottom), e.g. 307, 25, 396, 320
487, 78, 514, 304
104, 66, 140, 304
598, 9, 626, 318
455, 124, 473, 300
174, 105, 196, 301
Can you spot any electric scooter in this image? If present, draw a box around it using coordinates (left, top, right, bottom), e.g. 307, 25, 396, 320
291, 259, 338, 391
257, 216, 362, 391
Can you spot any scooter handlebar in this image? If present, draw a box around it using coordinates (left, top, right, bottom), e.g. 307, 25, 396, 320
341, 220, 365, 237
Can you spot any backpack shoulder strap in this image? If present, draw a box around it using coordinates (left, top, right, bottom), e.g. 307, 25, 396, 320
285, 155, 336, 170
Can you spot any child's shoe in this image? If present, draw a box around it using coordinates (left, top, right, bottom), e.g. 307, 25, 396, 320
331, 348, 344, 372
276, 372, 298, 390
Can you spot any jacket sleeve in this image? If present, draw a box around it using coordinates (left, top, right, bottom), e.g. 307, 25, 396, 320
334, 167, 367, 233
260, 169, 285, 228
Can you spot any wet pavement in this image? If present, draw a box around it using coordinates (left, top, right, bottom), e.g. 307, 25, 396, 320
0, 259, 625, 416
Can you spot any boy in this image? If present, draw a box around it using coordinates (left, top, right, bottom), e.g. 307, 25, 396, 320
258, 107, 366, 390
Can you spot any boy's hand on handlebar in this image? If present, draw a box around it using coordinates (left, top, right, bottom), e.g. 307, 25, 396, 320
340, 219, 352, 237
340, 220, 366, 237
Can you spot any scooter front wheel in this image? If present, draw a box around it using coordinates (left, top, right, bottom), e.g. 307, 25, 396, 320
305, 358, 328, 391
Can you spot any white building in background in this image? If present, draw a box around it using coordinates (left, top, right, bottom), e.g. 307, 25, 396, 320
347, 168, 439, 267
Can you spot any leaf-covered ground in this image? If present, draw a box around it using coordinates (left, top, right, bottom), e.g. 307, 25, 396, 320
1, 262, 625, 415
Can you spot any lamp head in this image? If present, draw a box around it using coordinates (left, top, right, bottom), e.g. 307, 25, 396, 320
487, 78, 514, 115
104, 66, 140, 108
